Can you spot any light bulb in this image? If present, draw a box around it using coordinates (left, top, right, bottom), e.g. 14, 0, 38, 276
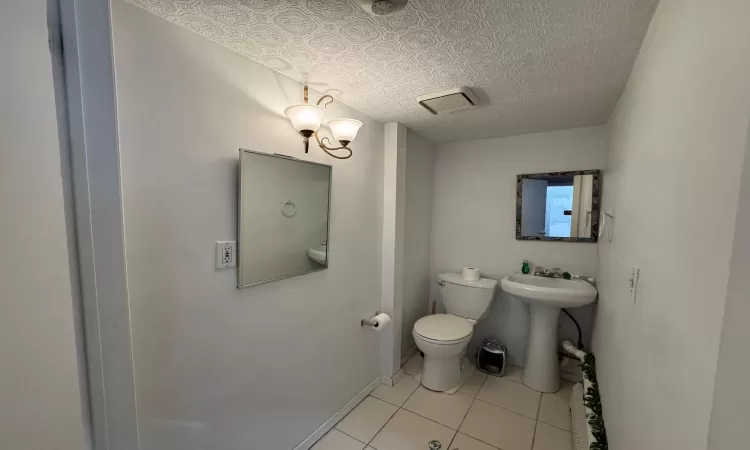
284, 104, 325, 137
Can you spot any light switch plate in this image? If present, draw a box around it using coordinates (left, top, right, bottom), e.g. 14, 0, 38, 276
215, 241, 236, 269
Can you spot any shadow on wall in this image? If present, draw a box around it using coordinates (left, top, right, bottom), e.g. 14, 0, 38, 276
158, 23, 350, 149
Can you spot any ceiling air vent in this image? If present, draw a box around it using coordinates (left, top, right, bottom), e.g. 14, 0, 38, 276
416, 87, 479, 115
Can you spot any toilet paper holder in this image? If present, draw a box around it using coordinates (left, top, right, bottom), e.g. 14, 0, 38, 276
361, 312, 381, 327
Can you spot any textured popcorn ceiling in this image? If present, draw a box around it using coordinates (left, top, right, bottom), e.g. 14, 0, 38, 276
127, 0, 657, 143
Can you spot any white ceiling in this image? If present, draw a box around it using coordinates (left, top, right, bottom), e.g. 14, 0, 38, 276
127, 0, 657, 143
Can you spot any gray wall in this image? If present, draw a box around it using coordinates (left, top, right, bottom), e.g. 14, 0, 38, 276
431, 126, 608, 365
0, 2, 86, 449
112, 2, 385, 449
595, 0, 750, 448
401, 130, 436, 358
707, 118, 750, 450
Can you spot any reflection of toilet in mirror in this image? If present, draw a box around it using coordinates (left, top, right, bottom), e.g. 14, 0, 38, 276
413, 272, 496, 392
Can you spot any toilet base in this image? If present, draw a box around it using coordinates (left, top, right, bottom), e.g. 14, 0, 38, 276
419, 357, 475, 393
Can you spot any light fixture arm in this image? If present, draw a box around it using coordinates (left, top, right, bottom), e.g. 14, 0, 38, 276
313, 131, 352, 159
288, 85, 359, 160
316, 95, 334, 110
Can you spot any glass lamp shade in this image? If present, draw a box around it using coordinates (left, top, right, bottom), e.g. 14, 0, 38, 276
284, 104, 325, 136
327, 118, 363, 145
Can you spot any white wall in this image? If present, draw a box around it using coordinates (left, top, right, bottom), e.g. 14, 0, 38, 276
0, 2, 87, 449
594, 0, 750, 448
111, 2, 384, 449
379, 123, 406, 379
401, 130, 436, 358
431, 126, 608, 365
708, 117, 750, 450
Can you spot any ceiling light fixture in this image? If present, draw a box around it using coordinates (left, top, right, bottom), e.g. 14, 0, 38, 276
284, 86, 362, 160
357, 0, 408, 16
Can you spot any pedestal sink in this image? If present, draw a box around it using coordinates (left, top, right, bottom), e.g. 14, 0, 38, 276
500, 274, 597, 392
307, 243, 327, 265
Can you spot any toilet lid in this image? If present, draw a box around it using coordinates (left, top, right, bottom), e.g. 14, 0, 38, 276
414, 314, 473, 341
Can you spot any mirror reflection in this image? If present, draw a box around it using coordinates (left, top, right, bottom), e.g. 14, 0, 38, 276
238, 150, 332, 287
516, 170, 600, 242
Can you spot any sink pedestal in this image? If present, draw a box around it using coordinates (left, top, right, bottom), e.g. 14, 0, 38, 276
522, 304, 561, 393
500, 273, 597, 393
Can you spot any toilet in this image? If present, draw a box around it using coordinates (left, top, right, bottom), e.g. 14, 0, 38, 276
413, 272, 497, 391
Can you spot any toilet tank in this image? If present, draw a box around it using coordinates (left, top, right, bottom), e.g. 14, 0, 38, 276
438, 273, 497, 320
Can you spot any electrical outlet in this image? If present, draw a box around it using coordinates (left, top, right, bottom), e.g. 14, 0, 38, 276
215, 241, 236, 269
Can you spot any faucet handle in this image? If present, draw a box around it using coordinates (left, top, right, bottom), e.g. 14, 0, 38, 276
572, 274, 596, 285
533, 266, 545, 275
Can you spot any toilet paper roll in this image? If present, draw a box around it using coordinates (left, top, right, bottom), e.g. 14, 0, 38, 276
462, 267, 480, 281
369, 313, 391, 330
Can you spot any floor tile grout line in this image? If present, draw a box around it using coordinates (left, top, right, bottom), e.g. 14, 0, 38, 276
455, 397, 477, 438
401, 369, 540, 424
365, 400, 460, 449
445, 429, 459, 450
537, 418, 573, 433
387, 363, 573, 447
399, 377, 422, 406
333, 428, 369, 447
363, 405, 400, 447
455, 372, 484, 432
471, 395, 542, 422
399, 407, 463, 449
453, 424, 506, 450
357, 395, 569, 450
531, 390, 544, 449
400, 401, 465, 432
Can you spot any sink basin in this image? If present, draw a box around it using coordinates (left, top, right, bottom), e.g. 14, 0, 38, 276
500, 273, 597, 393
307, 244, 327, 265
500, 274, 597, 308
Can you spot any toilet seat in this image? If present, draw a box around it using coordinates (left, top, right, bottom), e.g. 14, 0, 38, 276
413, 314, 473, 344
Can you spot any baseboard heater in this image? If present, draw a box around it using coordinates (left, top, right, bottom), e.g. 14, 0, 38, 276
563, 341, 608, 450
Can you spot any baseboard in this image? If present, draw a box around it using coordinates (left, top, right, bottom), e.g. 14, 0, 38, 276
400, 345, 418, 366
293, 376, 381, 450
380, 368, 404, 387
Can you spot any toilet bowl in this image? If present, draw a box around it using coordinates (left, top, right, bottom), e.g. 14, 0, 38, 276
412, 273, 497, 392
413, 314, 474, 391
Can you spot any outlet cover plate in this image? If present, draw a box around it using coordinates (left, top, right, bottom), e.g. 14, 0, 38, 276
215, 241, 236, 269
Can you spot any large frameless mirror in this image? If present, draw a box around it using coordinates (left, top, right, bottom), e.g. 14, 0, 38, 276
238, 149, 332, 287
516, 170, 601, 243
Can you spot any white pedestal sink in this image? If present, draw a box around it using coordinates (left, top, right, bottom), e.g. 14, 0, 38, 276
307, 244, 327, 265
500, 274, 597, 392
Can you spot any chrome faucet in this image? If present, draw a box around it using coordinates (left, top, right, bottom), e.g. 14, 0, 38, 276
533, 266, 563, 278
572, 274, 597, 286
531, 265, 596, 285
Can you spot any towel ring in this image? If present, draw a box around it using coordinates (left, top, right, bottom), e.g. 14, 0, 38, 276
281, 201, 296, 218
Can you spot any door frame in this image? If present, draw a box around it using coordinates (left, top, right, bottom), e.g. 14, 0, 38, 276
55, 0, 139, 448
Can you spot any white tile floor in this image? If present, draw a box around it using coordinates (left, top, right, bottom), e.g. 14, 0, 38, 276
312, 354, 575, 450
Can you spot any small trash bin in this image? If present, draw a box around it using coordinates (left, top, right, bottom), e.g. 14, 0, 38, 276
476, 338, 507, 377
